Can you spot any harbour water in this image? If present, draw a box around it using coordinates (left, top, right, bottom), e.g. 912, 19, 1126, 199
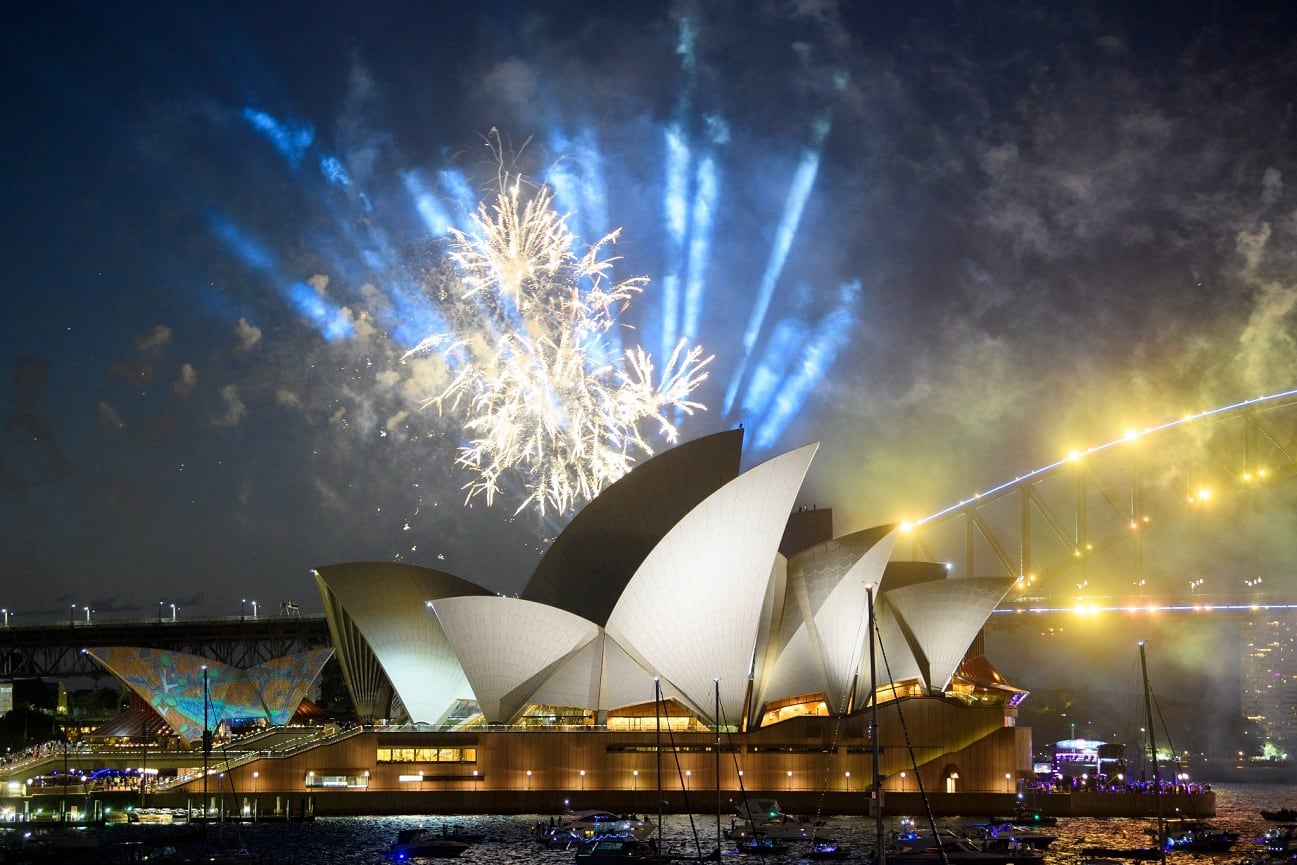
54, 782, 1295, 863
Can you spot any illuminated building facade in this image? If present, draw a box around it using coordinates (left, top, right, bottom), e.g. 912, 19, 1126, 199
304, 429, 1032, 799
53, 431, 1032, 807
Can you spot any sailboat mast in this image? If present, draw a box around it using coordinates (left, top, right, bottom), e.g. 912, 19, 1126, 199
202, 665, 210, 821
655, 677, 664, 853
1139, 641, 1166, 865
715, 679, 722, 857
869, 586, 884, 865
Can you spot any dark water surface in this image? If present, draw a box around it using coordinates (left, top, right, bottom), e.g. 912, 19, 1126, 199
191, 783, 1292, 864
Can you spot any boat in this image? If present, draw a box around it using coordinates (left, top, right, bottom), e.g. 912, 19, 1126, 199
807, 838, 851, 859
885, 829, 1045, 864
723, 817, 817, 843
1094, 642, 1170, 865
723, 798, 822, 842
574, 837, 671, 864
537, 811, 657, 847
389, 827, 471, 859
993, 804, 1057, 827
1263, 808, 1297, 822
963, 822, 1057, 850
734, 834, 788, 855
1265, 823, 1297, 855
860, 589, 1041, 865
1157, 816, 1239, 852
437, 824, 485, 845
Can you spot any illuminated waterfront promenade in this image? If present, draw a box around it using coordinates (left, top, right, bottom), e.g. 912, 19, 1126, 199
0, 712, 1213, 819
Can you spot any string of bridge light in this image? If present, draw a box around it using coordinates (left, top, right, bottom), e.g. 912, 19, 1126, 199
902, 385, 1297, 532
991, 602, 1297, 616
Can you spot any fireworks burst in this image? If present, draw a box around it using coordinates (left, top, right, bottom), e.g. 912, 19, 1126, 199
405, 177, 713, 516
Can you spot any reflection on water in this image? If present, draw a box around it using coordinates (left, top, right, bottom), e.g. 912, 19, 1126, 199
160, 783, 1291, 864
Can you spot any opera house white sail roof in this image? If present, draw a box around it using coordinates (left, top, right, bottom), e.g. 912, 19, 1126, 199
314, 430, 1016, 728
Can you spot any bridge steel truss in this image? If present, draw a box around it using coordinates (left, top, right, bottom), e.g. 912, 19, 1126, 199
0, 616, 331, 679
896, 390, 1297, 609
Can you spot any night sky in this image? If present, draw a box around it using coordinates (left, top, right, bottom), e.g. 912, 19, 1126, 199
3, 0, 1297, 730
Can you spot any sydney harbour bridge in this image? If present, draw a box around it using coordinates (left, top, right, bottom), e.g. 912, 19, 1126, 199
897, 387, 1297, 627
3, 389, 1297, 676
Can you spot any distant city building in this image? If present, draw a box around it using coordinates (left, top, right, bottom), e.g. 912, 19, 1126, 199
1240, 609, 1297, 757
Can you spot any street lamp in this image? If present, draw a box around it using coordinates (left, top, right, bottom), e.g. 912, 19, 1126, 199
579, 769, 585, 791
526, 770, 532, 791
844, 771, 851, 792
632, 770, 638, 791
83, 606, 91, 624
251, 600, 258, 619
786, 770, 792, 791
69, 604, 75, 626
1, 608, 8, 627
900, 771, 907, 791
158, 601, 164, 623
170, 604, 177, 622
241, 599, 246, 621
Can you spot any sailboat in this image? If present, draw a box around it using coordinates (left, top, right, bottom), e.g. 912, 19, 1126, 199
868, 587, 1043, 865
1136, 642, 1237, 855
575, 679, 709, 865
1080, 642, 1175, 864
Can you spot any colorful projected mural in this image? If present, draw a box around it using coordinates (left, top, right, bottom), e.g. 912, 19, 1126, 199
84, 647, 333, 745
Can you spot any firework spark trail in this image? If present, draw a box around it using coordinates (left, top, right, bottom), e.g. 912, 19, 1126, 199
405, 178, 713, 516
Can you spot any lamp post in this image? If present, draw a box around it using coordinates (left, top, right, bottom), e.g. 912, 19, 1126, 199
158, 601, 164, 623
83, 606, 91, 624
579, 770, 585, 791
526, 770, 532, 791
69, 605, 75, 626
786, 770, 792, 791
251, 600, 258, 619
844, 771, 851, 792
170, 604, 177, 622
241, 599, 246, 621
1, 608, 8, 627
632, 770, 638, 791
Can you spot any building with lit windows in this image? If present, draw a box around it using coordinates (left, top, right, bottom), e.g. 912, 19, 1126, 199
1241, 610, 1297, 757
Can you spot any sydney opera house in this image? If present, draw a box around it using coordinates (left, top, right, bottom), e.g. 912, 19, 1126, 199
77, 429, 1031, 812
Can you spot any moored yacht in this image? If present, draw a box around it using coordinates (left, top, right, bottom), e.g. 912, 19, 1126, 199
885, 828, 1046, 865
723, 798, 822, 842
